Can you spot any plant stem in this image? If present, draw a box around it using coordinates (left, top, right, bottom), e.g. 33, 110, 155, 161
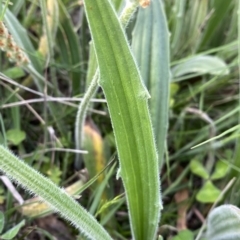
75, 70, 99, 169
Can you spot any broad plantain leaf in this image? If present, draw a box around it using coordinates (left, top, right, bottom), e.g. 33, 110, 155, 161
83, 1, 161, 239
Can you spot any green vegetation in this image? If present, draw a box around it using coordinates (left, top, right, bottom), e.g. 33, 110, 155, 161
0, 0, 239, 239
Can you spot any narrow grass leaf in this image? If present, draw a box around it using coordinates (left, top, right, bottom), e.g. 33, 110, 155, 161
8, 0, 24, 15
39, 0, 59, 60
172, 55, 229, 78
57, 0, 82, 94
227, 0, 240, 206
0, 211, 4, 234
82, 118, 106, 188
170, 0, 187, 57
199, 0, 233, 49
187, 0, 208, 52
192, 124, 240, 149
83, 1, 161, 239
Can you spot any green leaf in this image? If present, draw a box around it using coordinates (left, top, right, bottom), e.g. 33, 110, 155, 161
170, 83, 180, 98
6, 129, 26, 145
0, 219, 25, 240
0, 196, 5, 205
57, 1, 82, 94
4, 9, 42, 72
0, 145, 112, 240
207, 205, 240, 240
84, 1, 161, 240
196, 181, 221, 203
187, 0, 208, 52
111, 0, 123, 11
190, 159, 209, 179
96, 195, 123, 217
46, 166, 62, 185
3, 67, 25, 79
172, 55, 229, 79
132, 0, 170, 167
211, 161, 229, 180
89, 164, 116, 216
0, 211, 4, 234
199, 0, 233, 49
82, 118, 108, 193
170, 0, 187, 57
172, 229, 194, 240
0, 133, 4, 145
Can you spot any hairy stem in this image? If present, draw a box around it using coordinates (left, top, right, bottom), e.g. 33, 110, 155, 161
0, 145, 112, 240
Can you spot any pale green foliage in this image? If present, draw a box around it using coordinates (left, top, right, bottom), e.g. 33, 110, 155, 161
132, 0, 170, 168
172, 55, 229, 80
207, 205, 240, 240
0, 145, 111, 240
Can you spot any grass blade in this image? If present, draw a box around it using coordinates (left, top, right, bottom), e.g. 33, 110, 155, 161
0, 146, 112, 240
57, 0, 82, 95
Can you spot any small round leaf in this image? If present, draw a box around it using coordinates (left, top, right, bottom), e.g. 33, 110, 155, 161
196, 181, 221, 203
6, 129, 26, 145
190, 159, 209, 179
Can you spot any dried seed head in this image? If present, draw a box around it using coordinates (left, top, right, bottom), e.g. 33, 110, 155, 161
140, 0, 150, 8
6, 51, 15, 62
16, 51, 29, 65
0, 39, 7, 51
21, 56, 29, 65
16, 52, 23, 62
7, 35, 16, 50
0, 21, 29, 65
0, 22, 8, 50
0, 21, 8, 36
0, 26, 4, 35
